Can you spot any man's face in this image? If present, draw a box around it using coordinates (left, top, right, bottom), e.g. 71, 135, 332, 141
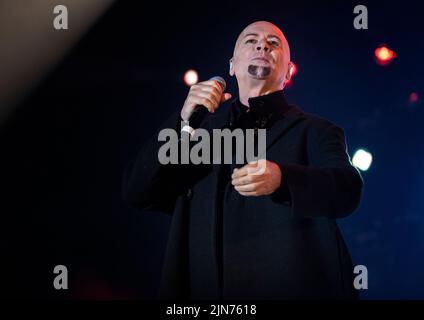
230, 21, 291, 88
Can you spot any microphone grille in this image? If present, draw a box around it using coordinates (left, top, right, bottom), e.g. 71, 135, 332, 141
210, 76, 226, 92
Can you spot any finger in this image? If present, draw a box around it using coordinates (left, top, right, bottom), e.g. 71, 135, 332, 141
232, 166, 249, 179
231, 162, 260, 179
247, 160, 268, 175
194, 82, 222, 104
231, 175, 253, 186
220, 92, 232, 103
202, 80, 223, 93
190, 83, 220, 101
249, 159, 268, 175
191, 89, 220, 108
197, 82, 222, 95
194, 84, 222, 105
246, 163, 261, 175
190, 96, 216, 113
234, 183, 258, 192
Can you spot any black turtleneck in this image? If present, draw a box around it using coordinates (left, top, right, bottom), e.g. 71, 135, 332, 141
229, 89, 290, 131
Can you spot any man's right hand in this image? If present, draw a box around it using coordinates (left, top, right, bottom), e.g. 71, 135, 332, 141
180, 80, 232, 122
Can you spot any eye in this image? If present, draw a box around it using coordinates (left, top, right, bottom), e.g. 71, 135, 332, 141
269, 40, 280, 46
245, 39, 256, 44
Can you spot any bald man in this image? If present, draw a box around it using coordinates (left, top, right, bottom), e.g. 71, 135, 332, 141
124, 21, 363, 300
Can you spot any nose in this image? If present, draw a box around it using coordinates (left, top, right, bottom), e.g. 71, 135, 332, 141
256, 39, 270, 52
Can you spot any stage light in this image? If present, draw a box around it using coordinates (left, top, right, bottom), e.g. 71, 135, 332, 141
409, 92, 419, 103
284, 79, 293, 88
0, 0, 116, 125
374, 46, 396, 65
184, 69, 199, 86
352, 149, 373, 171
291, 62, 298, 76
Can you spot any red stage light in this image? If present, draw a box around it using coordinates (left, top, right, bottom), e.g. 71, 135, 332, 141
291, 62, 298, 76
374, 46, 396, 65
409, 92, 418, 103
284, 79, 293, 88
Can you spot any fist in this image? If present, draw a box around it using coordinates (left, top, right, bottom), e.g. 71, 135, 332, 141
180, 80, 232, 121
231, 160, 282, 197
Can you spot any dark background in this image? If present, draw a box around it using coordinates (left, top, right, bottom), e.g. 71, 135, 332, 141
1, 0, 423, 299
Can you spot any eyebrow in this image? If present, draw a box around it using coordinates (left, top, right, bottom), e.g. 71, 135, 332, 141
243, 33, 282, 42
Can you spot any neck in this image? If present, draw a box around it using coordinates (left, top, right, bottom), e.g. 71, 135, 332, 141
238, 81, 284, 106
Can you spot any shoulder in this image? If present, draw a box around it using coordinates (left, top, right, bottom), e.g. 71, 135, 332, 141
290, 105, 344, 135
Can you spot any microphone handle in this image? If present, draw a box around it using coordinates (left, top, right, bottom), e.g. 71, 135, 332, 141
186, 105, 209, 130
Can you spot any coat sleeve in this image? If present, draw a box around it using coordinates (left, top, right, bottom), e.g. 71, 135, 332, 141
271, 123, 363, 219
122, 110, 211, 214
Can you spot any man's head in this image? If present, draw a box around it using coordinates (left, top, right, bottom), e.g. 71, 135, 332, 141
229, 21, 292, 91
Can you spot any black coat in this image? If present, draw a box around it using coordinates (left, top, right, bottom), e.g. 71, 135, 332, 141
123, 91, 363, 300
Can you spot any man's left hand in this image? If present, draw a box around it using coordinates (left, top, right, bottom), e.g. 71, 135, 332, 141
231, 160, 282, 197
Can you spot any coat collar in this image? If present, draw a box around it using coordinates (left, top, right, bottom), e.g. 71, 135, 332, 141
209, 90, 306, 152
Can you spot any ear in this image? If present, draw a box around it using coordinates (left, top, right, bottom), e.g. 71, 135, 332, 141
286, 62, 293, 81
229, 58, 235, 76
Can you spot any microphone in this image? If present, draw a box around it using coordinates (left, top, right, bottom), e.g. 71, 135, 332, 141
181, 76, 227, 136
